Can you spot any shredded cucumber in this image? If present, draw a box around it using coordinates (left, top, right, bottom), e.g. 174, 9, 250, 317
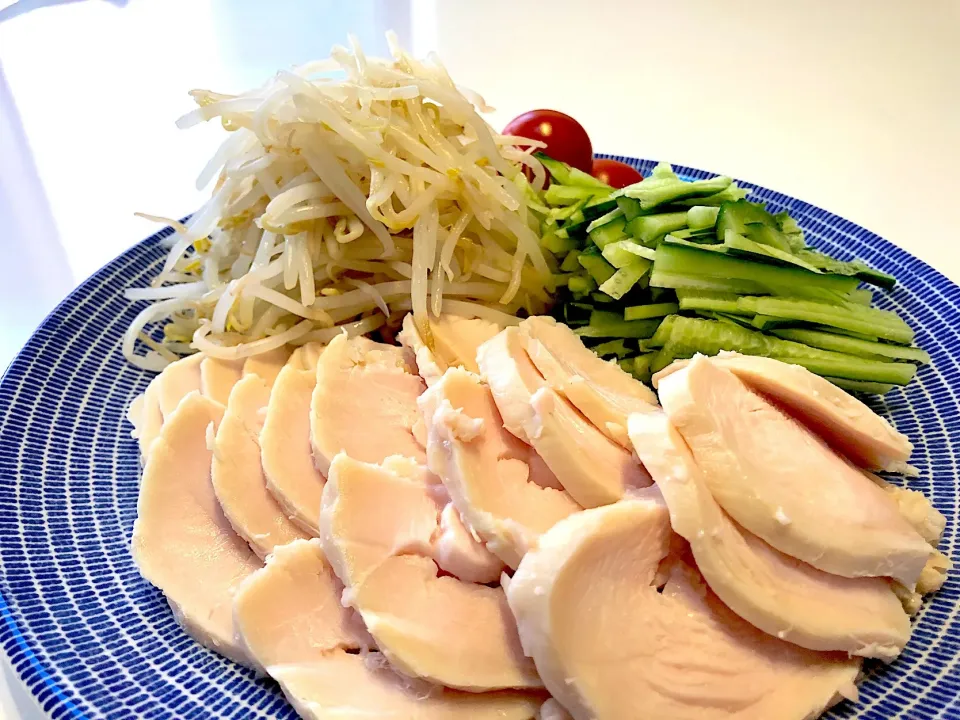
737, 296, 914, 345
624, 302, 679, 321
599, 260, 651, 300
771, 328, 930, 364
602, 240, 657, 268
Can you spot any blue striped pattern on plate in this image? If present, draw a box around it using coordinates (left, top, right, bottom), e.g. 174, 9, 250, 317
0, 157, 957, 719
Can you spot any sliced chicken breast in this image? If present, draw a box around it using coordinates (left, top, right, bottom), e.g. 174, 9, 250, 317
262, 361, 326, 536
234, 539, 541, 720
399, 312, 504, 386
157, 352, 204, 419
234, 538, 370, 667
653, 353, 912, 471
311, 334, 426, 475
320, 453, 502, 586
321, 453, 540, 691
127, 376, 164, 459
507, 495, 861, 720
420, 368, 580, 568
519, 316, 657, 445
271, 656, 544, 720
478, 328, 650, 507
628, 411, 911, 660
476, 327, 544, 444
200, 356, 245, 406
351, 553, 541, 691
242, 345, 292, 386
131, 392, 260, 666
866, 473, 946, 546
658, 357, 932, 587
212, 374, 309, 558
528, 387, 651, 507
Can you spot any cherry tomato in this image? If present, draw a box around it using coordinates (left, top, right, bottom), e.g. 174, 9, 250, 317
503, 109, 593, 173
591, 159, 643, 189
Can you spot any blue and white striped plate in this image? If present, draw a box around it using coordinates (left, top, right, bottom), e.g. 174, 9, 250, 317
0, 157, 957, 719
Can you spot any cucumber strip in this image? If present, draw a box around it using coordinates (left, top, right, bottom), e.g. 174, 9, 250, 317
751, 314, 791, 330
621, 175, 733, 210
650, 270, 767, 296
627, 211, 689, 245
588, 216, 627, 249
578, 254, 617, 285
793, 249, 896, 290
535, 153, 611, 189
651, 346, 679, 373
567, 275, 597, 296
655, 241, 859, 298
592, 339, 632, 358
544, 184, 607, 206
849, 288, 874, 306
559, 250, 582, 272
645, 315, 678, 349
687, 206, 720, 230
656, 315, 916, 385
624, 303, 679, 321
737, 296, 914, 345
582, 197, 619, 221
723, 230, 823, 273
541, 232, 578, 255
673, 183, 749, 207
767, 356, 915, 385
676, 289, 748, 315
825, 377, 895, 395
616, 196, 645, 221
620, 353, 656, 381
771, 328, 930, 364
599, 260, 652, 300
586, 207, 625, 233
602, 240, 658, 268
575, 310, 662, 339
668, 228, 718, 241
717, 200, 793, 253
590, 292, 617, 304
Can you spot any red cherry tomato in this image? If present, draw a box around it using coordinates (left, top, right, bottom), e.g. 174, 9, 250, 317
591, 159, 643, 189
503, 109, 593, 173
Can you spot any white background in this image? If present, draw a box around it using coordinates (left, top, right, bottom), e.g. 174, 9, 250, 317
0, 0, 958, 716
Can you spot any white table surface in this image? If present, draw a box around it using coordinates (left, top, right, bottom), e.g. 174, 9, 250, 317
0, 0, 957, 716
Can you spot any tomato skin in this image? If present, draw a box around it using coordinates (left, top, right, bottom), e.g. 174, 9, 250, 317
591, 159, 643, 189
503, 110, 593, 173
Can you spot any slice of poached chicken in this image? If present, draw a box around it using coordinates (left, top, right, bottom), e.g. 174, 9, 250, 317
157, 352, 204, 419
320, 453, 539, 691
261, 346, 326, 535
507, 494, 861, 720
200, 356, 245, 406
628, 411, 911, 660
320, 453, 502, 586
478, 327, 650, 508
212, 374, 309, 558
127, 375, 163, 459
653, 353, 912, 472
420, 368, 580, 569
658, 356, 932, 587
398, 313, 503, 386
311, 334, 426, 475
234, 539, 541, 720
131, 392, 260, 666
242, 345, 293, 386
233, 538, 371, 668
519, 316, 657, 446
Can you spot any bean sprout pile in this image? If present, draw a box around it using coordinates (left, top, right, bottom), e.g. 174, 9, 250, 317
123, 33, 553, 371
